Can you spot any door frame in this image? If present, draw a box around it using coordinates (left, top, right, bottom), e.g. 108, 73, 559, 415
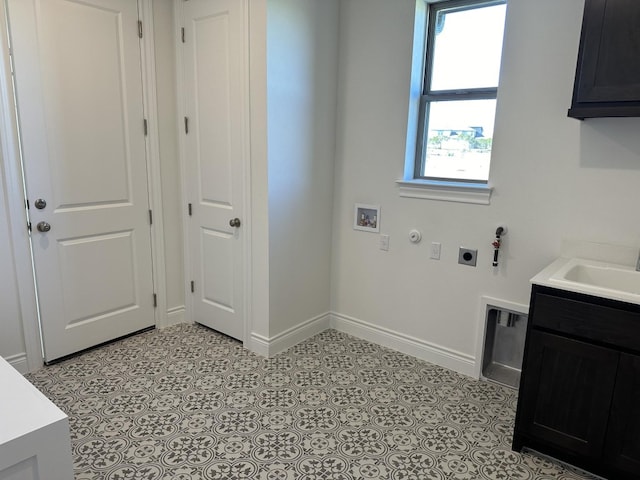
173, 0, 253, 346
0, 0, 170, 372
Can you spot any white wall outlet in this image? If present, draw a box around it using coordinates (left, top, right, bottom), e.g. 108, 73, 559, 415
430, 242, 441, 260
379, 234, 390, 251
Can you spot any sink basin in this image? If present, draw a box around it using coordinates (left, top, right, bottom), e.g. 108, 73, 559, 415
532, 257, 640, 305
561, 263, 640, 295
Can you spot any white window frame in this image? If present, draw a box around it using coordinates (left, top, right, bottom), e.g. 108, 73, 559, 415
399, 0, 506, 205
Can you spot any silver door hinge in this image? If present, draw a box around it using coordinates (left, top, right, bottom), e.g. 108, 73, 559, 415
184, 117, 189, 134
148, 209, 153, 225
138, 20, 143, 39
181, 27, 185, 43
153, 293, 157, 307
190, 281, 195, 293
188, 203, 192, 216
143, 118, 148, 136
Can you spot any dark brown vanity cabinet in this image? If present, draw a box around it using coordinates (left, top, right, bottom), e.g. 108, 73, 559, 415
513, 286, 640, 479
605, 354, 640, 473
568, 0, 640, 119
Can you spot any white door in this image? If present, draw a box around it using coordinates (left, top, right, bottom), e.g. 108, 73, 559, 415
181, 0, 247, 340
8, 0, 155, 362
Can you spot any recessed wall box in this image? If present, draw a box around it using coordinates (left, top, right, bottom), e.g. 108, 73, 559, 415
458, 247, 477, 267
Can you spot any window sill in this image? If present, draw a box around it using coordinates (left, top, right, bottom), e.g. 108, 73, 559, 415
396, 179, 492, 205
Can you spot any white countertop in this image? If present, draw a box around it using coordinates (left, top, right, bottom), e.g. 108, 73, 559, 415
531, 257, 640, 306
0, 356, 68, 445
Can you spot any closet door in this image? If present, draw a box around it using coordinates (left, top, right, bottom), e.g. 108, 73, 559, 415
181, 0, 247, 340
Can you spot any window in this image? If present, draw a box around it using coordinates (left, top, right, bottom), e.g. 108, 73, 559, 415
415, 0, 506, 184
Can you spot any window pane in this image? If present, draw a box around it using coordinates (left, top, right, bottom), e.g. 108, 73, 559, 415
430, 4, 506, 91
422, 99, 497, 182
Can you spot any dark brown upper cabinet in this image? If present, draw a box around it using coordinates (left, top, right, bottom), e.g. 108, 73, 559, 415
568, 0, 640, 119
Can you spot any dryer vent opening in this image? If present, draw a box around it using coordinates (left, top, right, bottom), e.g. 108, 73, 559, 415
481, 307, 528, 389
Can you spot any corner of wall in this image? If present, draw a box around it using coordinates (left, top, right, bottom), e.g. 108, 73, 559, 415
248, 312, 331, 358
4, 353, 29, 374
330, 311, 477, 378
163, 306, 187, 328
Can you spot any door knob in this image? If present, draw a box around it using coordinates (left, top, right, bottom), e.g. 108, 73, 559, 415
36, 221, 51, 232
34, 198, 47, 209
229, 218, 241, 228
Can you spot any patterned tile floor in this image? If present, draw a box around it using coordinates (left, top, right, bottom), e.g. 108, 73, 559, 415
25, 324, 598, 480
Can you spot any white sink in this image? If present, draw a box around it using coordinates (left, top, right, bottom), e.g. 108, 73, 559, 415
561, 263, 640, 294
532, 257, 640, 305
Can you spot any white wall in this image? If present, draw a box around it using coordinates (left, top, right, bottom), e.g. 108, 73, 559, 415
153, 1, 184, 318
0, 151, 27, 368
6, 0, 640, 372
0, 0, 33, 372
248, 0, 270, 341
331, 0, 640, 369
263, 0, 339, 338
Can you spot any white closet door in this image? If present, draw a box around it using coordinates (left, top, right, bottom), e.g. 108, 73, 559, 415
182, 0, 247, 340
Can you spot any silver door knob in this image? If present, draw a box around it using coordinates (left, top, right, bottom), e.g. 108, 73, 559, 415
229, 218, 241, 228
34, 198, 47, 209
36, 221, 51, 232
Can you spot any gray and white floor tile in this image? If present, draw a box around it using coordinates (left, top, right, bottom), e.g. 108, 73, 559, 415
26, 324, 597, 480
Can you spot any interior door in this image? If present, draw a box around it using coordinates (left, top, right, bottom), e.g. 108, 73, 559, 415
8, 0, 155, 362
182, 0, 246, 340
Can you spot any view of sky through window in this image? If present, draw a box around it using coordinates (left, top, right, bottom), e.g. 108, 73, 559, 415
422, 2, 506, 182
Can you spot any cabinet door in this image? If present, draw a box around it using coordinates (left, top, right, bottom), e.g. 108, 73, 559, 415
518, 331, 618, 458
575, 0, 640, 103
604, 353, 640, 475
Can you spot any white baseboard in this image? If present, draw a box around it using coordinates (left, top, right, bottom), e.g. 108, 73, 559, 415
163, 306, 186, 328
4, 353, 28, 374
330, 312, 476, 377
248, 334, 270, 357
244, 309, 500, 378
249, 312, 331, 357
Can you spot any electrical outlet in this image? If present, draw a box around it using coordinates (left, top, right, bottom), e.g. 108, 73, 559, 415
430, 242, 441, 260
379, 234, 390, 251
458, 247, 477, 266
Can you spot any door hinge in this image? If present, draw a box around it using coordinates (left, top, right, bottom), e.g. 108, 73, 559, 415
181, 27, 185, 43
188, 203, 192, 216
190, 281, 195, 293
138, 20, 143, 39
184, 116, 189, 134
153, 293, 157, 307
143, 118, 148, 136
149, 209, 153, 225
8, 46, 15, 77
